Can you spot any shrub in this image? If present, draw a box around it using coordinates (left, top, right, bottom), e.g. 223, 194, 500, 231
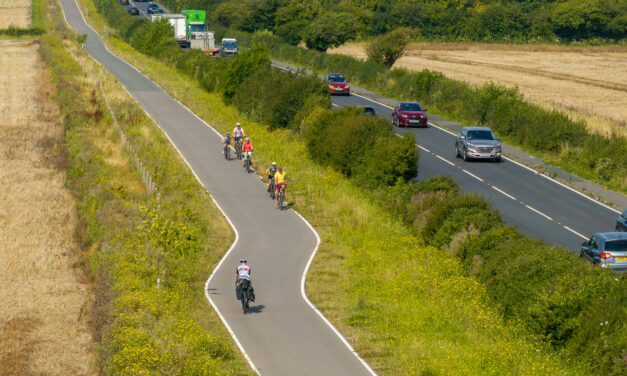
304, 12, 358, 51
365, 27, 412, 68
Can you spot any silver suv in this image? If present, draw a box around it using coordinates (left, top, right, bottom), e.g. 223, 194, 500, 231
455, 126, 501, 162
581, 232, 627, 274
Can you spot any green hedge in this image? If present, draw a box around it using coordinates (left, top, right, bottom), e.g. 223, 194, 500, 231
374, 177, 627, 375
222, 30, 627, 192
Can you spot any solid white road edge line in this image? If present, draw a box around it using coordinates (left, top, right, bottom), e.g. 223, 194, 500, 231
525, 205, 553, 221
462, 169, 484, 182
67, 9, 378, 373
564, 226, 588, 240
61, 3, 263, 372
491, 186, 516, 200
293, 211, 378, 376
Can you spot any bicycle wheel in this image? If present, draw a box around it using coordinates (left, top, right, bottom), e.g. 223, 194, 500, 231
241, 288, 248, 313
278, 189, 284, 210
224, 146, 229, 160
246, 158, 251, 173
269, 181, 275, 199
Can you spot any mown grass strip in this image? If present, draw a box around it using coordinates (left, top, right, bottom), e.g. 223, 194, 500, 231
40, 1, 254, 374
73, 2, 592, 374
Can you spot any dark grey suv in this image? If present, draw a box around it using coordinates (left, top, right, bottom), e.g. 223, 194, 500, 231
455, 127, 501, 162
616, 209, 627, 232
581, 232, 627, 274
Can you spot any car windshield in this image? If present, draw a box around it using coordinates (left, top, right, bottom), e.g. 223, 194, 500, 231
399, 103, 422, 111
328, 75, 346, 83
467, 130, 496, 140
223, 41, 237, 49
188, 24, 204, 32
605, 240, 627, 252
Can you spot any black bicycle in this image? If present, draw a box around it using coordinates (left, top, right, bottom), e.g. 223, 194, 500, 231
236, 280, 253, 314
277, 184, 285, 210
235, 139, 242, 160
245, 155, 251, 173
223, 144, 230, 160
268, 179, 275, 199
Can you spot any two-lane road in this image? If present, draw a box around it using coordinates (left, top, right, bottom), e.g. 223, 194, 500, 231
331, 92, 620, 251
59, 0, 376, 374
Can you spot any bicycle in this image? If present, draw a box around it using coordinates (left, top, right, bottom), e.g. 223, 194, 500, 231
244, 154, 252, 173
223, 144, 230, 160
236, 280, 252, 314
235, 139, 242, 160
268, 179, 275, 199
277, 184, 285, 210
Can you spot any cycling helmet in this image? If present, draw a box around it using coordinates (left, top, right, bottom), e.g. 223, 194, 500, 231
240, 258, 247, 263
236, 122, 241, 127
278, 167, 283, 172
272, 162, 277, 166
245, 137, 250, 141
226, 133, 230, 136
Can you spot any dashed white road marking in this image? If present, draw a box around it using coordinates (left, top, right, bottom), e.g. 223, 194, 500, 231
418, 145, 430, 153
462, 169, 484, 182
436, 155, 455, 166
492, 186, 516, 200
564, 226, 588, 240
525, 205, 553, 221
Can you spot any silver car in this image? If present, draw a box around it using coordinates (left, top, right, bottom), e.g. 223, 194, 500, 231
581, 232, 627, 274
616, 209, 627, 232
455, 126, 501, 162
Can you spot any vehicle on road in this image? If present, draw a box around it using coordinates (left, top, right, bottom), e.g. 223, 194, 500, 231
325, 73, 350, 95
164, 14, 188, 47
147, 6, 162, 14
127, 6, 139, 15
119, 0, 129, 5
455, 126, 502, 162
152, 8, 164, 14
221, 38, 239, 56
581, 232, 627, 273
617, 209, 627, 232
147, 3, 158, 9
392, 101, 427, 127
363, 106, 377, 117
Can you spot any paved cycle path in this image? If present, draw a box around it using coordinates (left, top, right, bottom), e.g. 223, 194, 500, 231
59, 1, 374, 374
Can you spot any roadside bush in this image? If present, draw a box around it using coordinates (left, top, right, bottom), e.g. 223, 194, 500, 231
365, 27, 412, 68
304, 12, 358, 51
302, 107, 417, 187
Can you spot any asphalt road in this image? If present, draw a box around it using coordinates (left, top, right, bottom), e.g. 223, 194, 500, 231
330, 93, 621, 251
129, 0, 621, 253
59, 0, 376, 374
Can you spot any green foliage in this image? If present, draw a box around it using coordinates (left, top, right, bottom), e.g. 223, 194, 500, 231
214, 2, 249, 28
304, 12, 358, 51
220, 44, 271, 100
302, 107, 418, 187
39, 12, 251, 375
365, 27, 411, 68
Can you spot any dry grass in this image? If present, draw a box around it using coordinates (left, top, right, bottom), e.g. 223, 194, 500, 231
330, 42, 627, 137
0, 40, 95, 376
0, 0, 30, 28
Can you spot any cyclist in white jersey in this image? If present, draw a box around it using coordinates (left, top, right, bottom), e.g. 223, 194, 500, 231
232, 123, 245, 143
236, 258, 255, 302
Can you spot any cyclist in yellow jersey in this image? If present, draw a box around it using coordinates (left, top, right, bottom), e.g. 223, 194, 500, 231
274, 167, 286, 208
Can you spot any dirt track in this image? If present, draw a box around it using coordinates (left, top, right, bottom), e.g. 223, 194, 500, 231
0, 40, 95, 376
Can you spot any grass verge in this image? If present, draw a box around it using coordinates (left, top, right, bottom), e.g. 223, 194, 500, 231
73, 1, 594, 374
40, 0, 253, 374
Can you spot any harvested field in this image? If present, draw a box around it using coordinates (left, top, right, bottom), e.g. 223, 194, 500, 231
330, 43, 627, 136
0, 40, 95, 376
0, 0, 30, 28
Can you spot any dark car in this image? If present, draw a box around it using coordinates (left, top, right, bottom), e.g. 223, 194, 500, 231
455, 126, 501, 162
152, 7, 164, 13
147, 6, 162, 13
392, 102, 427, 127
581, 232, 627, 274
363, 106, 376, 117
147, 3, 158, 8
127, 6, 139, 14
325, 73, 350, 95
119, 0, 129, 4
617, 209, 627, 232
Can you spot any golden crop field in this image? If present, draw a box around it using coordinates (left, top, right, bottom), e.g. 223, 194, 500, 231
0, 41, 95, 376
330, 43, 627, 137
0, 0, 30, 28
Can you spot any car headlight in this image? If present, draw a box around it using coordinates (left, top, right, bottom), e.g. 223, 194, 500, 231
399, 114, 407, 118
328, 85, 334, 89
467, 144, 477, 150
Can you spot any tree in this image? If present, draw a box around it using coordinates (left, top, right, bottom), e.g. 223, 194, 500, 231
365, 27, 411, 68
304, 12, 358, 52
275, 20, 308, 45
214, 2, 249, 28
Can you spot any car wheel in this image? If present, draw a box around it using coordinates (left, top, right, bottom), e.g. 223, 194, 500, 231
494, 157, 501, 163
455, 143, 460, 158
463, 148, 469, 161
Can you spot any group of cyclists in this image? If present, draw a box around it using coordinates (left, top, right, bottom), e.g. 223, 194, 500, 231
222, 122, 287, 209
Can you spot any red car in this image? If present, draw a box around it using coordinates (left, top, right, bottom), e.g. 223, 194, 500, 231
392, 102, 428, 127
325, 73, 350, 95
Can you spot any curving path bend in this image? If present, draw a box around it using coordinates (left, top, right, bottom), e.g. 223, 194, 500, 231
58, 1, 376, 374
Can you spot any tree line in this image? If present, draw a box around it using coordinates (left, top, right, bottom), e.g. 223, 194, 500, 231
156, 0, 627, 51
